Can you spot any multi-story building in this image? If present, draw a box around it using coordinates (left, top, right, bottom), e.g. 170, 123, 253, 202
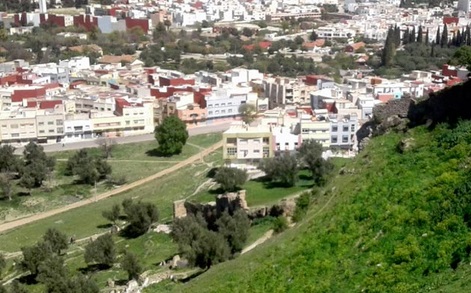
63, 113, 93, 142
264, 77, 316, 108
205, 84, 252, 120
298, 113, 331, 148
223, 123, 274, 169
329, 113, 359, 150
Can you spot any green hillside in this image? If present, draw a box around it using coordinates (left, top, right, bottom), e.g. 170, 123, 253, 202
148, 120, 471, 293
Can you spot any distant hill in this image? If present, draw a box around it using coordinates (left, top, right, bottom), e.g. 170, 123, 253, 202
147, 80, 471, 293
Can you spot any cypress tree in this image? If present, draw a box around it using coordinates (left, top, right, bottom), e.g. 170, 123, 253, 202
425, 29, 429, 45
435, 27, 440, 45
410, 26, 416, 43
417, 26, 423, 43
456, 30, 461, 46
441, 24, 448, 47
403, 28, 410, 45
394, 25, 401, 48
466, 25, 471, 46
381, 29, 395, 67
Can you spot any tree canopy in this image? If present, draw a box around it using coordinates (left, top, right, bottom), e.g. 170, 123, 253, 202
121, 251, 142, 281
84, 234, 116, 268
154, 116, 189, 156
216, 209, 251, 254
122, 199, 159, 237
214, 167, 248, 192
238, 103, 257, 125
259, 154, 298, 187
297, 139, 334, 186
66, 149, 112, 184
19, 142, 55, 189
43, 228, 68, 255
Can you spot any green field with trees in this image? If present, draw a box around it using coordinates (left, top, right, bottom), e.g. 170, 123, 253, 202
145, 120, 471, 293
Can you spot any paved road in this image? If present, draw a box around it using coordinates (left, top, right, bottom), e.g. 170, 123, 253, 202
14, 122, 231, 154
0, 140, 223, 234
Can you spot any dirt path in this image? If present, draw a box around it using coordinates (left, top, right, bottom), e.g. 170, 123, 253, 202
241, 230, 274, 254
55, 158, 182, 163
0, 141, 222, 235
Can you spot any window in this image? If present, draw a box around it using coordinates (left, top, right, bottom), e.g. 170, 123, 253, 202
11, 133, 19, 137
39, 130, 45, 134
254, 149, 260, 153
49, 129, 55, 133
221, 110, 225, 114
215, 104, 219, 107
215, 110, 220, 114
1, 125, 6, 128
56, 120, 63, 125
263, 137, 269, 144
228, 109, 233, 113
253, 139, 260, 143
239, 138, 248, 144
351, 125, 355, 132
331, 136, 338, 143
227, 147, 237, 156
342, 135, 349, 143
208, 111, 213, 115
285, 142, 289, 146
343, 126, 349, 132
57, 128, 63, 133
226, 138, 236, 144
331, 126, 338, 132
48, 121, 54, 125
11, 124, 18, 129
221, 103, 225, 106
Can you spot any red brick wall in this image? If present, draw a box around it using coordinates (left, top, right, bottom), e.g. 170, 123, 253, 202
125, 18, 149, 32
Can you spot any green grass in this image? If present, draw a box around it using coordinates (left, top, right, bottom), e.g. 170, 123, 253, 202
191, 170, 313, 207
245, 218, 275, 246
0, 150, 223, 253
0, 134, 222, 223
145, 122, 471, 293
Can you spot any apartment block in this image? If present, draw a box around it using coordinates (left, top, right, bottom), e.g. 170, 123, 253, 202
223, 123, 274, 169
329, 113, 358, 150
264, 77, 315, 108
298, 114, 331, 148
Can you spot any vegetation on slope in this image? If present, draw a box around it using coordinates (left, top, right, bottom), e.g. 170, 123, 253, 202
150, 121, 471, 293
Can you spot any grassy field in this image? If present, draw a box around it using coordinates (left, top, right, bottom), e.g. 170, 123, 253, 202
0, 134, 221, 223
0, 149, 223, 253
190, 169, 313, 207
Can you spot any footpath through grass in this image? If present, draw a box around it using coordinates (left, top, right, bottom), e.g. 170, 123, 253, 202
0, 136, 222, 253
0, 133, 221, 224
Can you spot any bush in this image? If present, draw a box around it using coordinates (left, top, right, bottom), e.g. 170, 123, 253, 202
214, 167, 248, 192
272, 216, 289, 233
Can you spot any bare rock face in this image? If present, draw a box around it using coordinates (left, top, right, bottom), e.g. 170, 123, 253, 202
278, 198, 297, 217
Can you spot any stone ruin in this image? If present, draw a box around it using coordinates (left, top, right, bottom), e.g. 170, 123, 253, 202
173, 190, 297, 222
173, 190, 248, 220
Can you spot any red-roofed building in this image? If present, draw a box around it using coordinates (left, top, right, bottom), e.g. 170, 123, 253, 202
11, 87, 47, 103
377, 93, 394, 103
125, 18, 150, 33
159, 76, 195, 87
243, 41, 272, 51
115, 98, 131, 116
39, 100, 63, 110
443, 17, 459, 25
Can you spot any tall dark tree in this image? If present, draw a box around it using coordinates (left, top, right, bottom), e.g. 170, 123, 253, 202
381, 30, 395, 67
466, 26, 471, 46
154, 116, 189, 156
394, 25, 401, 48
417, 26, 423, 43
409, 26, 416, 44
436, 27, 441, 45
425, 29, 429, 45
441, 24, 448, 48
402, 28, 410, 45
